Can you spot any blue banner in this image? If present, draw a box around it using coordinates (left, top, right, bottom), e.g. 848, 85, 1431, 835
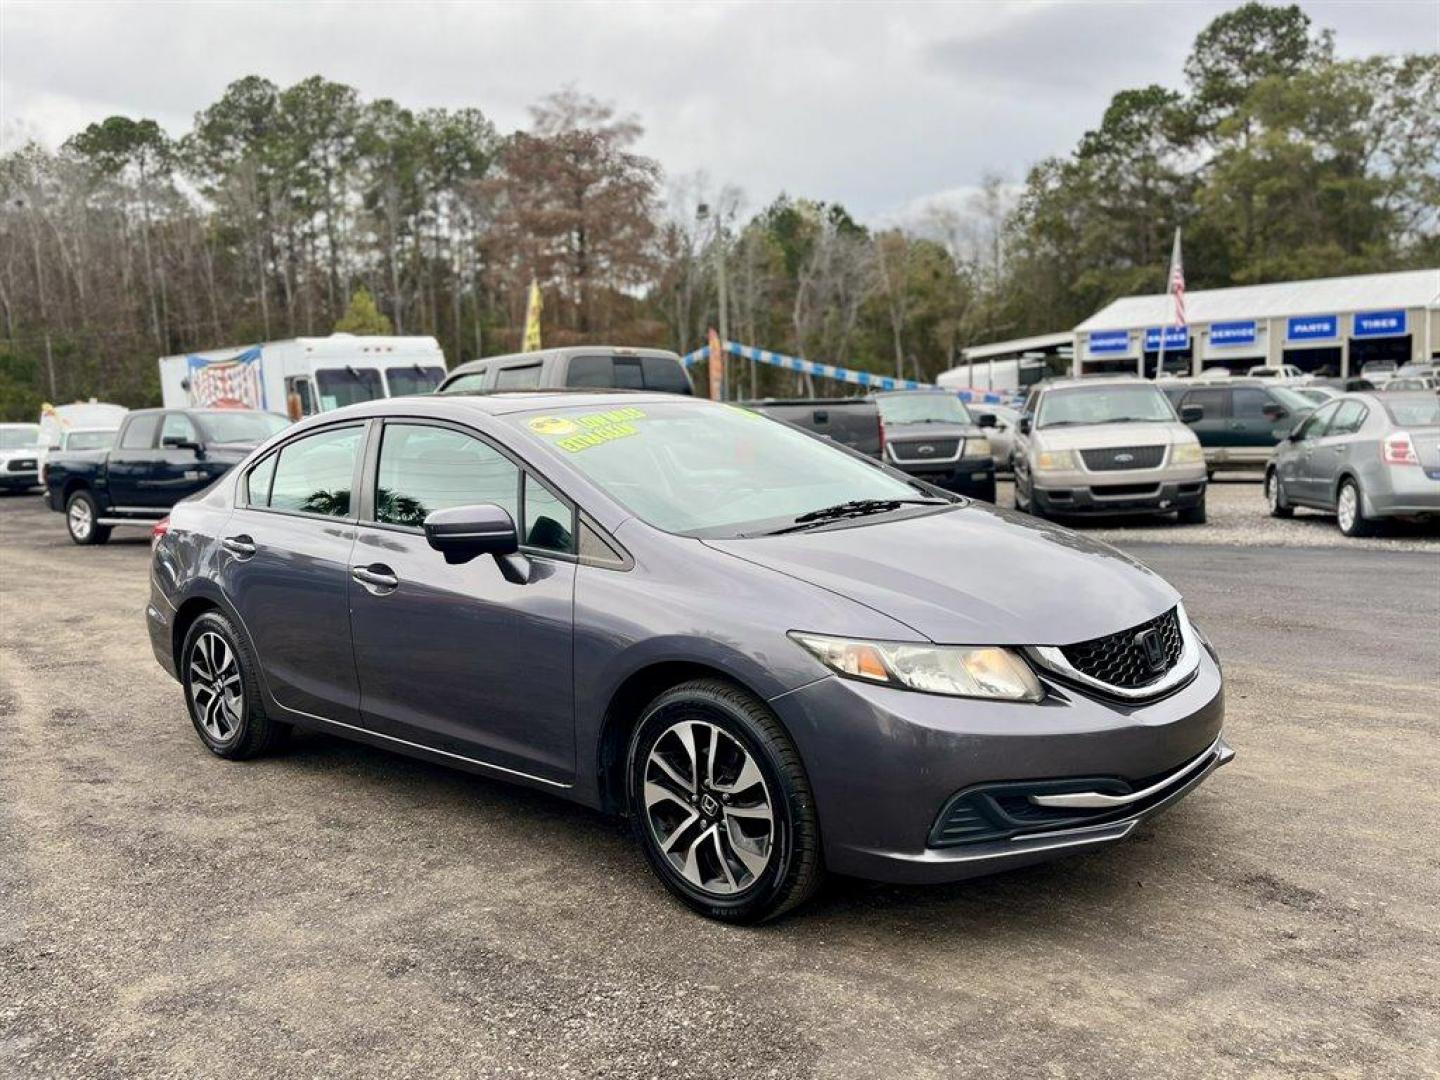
680, 341, 932, 392
1209, 320, 1257, 348
1144, 326, 1190, 351
1352, 309, 1407, 338
1087, 330, 1130, 355
1287, 315, 1337, 342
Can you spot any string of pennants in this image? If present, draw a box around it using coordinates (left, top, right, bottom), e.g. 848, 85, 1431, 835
680, 339, 1014, 404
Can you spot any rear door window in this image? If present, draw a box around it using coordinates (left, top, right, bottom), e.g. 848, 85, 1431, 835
494, 364, 542, 390
1181, 388, 1230, 420
1293, 402, 1339, 440
1326, 400, 1367, 436
266, 426, 363, 517
374, 423, 518, 528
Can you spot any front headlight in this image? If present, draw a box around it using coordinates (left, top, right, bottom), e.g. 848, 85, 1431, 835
1172, 442, 1204, 465
1034, 449, 1076, 471
966, 436, 992, 457
789, 632, 1044, 701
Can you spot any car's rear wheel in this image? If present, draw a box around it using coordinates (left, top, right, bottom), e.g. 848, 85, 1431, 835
1265, 469, 1293, 518
65, 490, 111, 545
181, 611, 290, 759
627, 679, 823, 923
1336, 478, 1376, 537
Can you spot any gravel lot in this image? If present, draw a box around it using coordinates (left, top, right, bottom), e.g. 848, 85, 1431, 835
2, 490, 1438, 1079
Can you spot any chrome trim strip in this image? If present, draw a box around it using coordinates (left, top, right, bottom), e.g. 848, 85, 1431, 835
284, 707, 573, 790
1026, 602, 1201, 701
1028, 734, 1223, 809
885, 439, 964, 465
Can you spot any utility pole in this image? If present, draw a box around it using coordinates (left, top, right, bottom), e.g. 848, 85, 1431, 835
698, 201, 731, 400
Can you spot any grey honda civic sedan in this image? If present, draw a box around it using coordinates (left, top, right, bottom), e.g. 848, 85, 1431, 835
147, 391, 1232, 922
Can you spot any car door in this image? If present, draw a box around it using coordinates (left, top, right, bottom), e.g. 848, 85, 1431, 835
1307, 400, 1367, 507
347, 419, 577, 783
1283, 402, 1339, 504
104, 413, 163, 509
1228, 387, 1291, 465
221, 422, 367, 723
1179, 388, 1229, 462
145, 412, 223, 507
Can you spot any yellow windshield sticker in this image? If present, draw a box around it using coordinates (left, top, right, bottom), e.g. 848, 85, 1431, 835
547, 407, 648, 453
528, 416, 579, 436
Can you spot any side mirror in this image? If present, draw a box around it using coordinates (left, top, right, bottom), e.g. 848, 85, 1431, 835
1180, 405, 1204, 423
977, 412, 997, 429
162, 435, 203, 454
1262, 403, 1287, 421
1018, 416, 1032, 435
423, 503, 527, 579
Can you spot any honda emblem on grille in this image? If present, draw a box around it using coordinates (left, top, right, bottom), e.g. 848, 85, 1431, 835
1135, 628, 1166, 672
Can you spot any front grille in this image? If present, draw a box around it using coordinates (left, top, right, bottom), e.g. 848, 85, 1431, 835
888, 437, 960, 463
1081, 445, 1165, 471
1060, 607, 1184, 690
7, 458, 37, 472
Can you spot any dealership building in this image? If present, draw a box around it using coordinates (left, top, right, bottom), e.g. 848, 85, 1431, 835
1072, 268, 1440, 379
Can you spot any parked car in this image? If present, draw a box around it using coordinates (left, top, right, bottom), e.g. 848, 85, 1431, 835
1361, 360, 1399, 381
981, 403, 1022, 474
1314, 376, 1377, 393
1266, 392, 1440, 536
438, 346, 692, 396
870, 390, 996, 500
46, 407, 290, 544
743, 397, 881, 456
0, 423, 43, 492
1295, 386, 1342, 406
1247, 364, 1305, 380
1173, 379, 1313, 474
1381, 376, 1436, 392
147, 390, 1230, 923
37, 400, 128, 480
39, 427, 119, 488
1012, 378, 1208, 522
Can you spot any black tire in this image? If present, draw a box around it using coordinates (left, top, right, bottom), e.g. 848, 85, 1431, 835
1015, 472, 1045, 518
180, 610, 291, 760
1336, 478, 1376, 538
1177, 495, 1207, 525
626, 679, 823, 923
1265, 469, 1293, 518
65, 489, 111, 545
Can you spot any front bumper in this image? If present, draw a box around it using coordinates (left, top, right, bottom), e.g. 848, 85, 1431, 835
896, 455, 997, 501
767, 651, 1227, 884
1032, 478, 1206, 517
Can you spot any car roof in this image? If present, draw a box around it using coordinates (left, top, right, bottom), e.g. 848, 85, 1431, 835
1035, 376, 1150, 391
445, 346, 684, 377
361, 388, 697, 417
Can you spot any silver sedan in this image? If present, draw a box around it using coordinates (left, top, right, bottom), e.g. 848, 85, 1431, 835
1266, 392, 1440, 536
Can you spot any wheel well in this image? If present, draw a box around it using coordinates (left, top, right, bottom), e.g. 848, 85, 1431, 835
170, 597, 220, 673
595, 661, 750, 816
62, 477, 91, 502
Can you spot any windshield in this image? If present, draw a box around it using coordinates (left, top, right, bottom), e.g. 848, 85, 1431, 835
316, 367, 385, 408
387, 364, 446, 396
511, 401, 932, 536
64, 429, 116, 451
1037, 385, 1175, 428
195, 411, 291, 445
875, 394, 972, 425
0, 426, 40, 449
1385, 398, 1440, 427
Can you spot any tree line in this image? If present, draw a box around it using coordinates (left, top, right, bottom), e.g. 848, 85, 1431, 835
1, 3, 1435, 418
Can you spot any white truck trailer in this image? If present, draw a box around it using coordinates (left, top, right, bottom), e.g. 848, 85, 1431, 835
159, 334, 448, 420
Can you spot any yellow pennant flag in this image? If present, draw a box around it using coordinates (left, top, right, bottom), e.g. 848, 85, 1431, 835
523, 280, 543, 351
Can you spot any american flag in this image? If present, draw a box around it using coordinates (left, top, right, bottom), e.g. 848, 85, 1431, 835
1167, 227, 1186, 327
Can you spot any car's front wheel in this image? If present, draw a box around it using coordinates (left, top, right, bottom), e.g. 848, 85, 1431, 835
1336, 478, 1376, 538
1265, 469, 1293, 518
627, 679, 823, 923
181, 611, 290, 759
65, 490, 111, 545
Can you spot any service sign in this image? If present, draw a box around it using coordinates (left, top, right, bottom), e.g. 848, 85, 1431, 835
1352, 309, 1407, 338
1287, 315, 1337, 342
1086, 330, 1131, 356
1144, 326, 1189, 351
1209, 320, 1257, 348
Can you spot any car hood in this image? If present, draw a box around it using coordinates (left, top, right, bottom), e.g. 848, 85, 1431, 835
702, 504, 1178, 646
1035, 422, 1190, 450
883, 421, 981, 440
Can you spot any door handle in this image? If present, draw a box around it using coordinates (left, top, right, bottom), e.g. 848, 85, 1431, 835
222, 535, 256, 558
351, 564, 399, 593
1335, 445, 1349, 454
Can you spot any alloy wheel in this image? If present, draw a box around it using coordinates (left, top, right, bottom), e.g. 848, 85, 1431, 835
1267, 473, 1279, 510
189, 631, 244, 742
1337, 484, 1358, 532
642, 720, 774, 896
68, 499, 92, 541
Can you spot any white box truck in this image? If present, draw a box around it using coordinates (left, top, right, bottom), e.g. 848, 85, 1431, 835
159, 334, 448, 420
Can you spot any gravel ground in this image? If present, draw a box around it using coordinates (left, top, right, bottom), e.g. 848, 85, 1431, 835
995, 473, 1440, 551
2, 491, 1438, 1079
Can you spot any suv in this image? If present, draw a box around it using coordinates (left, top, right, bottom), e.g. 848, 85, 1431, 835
1174, 380, 1313, 474
0, 423, 43, 492
1013, 378, 1208, 523
872, 389, 996, 501
438, 347, 693, 395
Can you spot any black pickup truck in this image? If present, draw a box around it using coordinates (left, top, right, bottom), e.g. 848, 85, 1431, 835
46, 407, 289, 545
746, 389, 998, 501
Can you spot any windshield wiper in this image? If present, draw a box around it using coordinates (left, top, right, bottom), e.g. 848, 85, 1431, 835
760, 498, 948, 536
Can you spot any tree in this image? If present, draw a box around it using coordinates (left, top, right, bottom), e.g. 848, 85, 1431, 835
334, 287, 393, 334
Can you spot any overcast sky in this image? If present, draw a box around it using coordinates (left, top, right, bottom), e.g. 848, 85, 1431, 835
2, 0, 1436, 221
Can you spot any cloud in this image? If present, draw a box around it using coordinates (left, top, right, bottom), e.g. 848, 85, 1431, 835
2, 0, 1433, 222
